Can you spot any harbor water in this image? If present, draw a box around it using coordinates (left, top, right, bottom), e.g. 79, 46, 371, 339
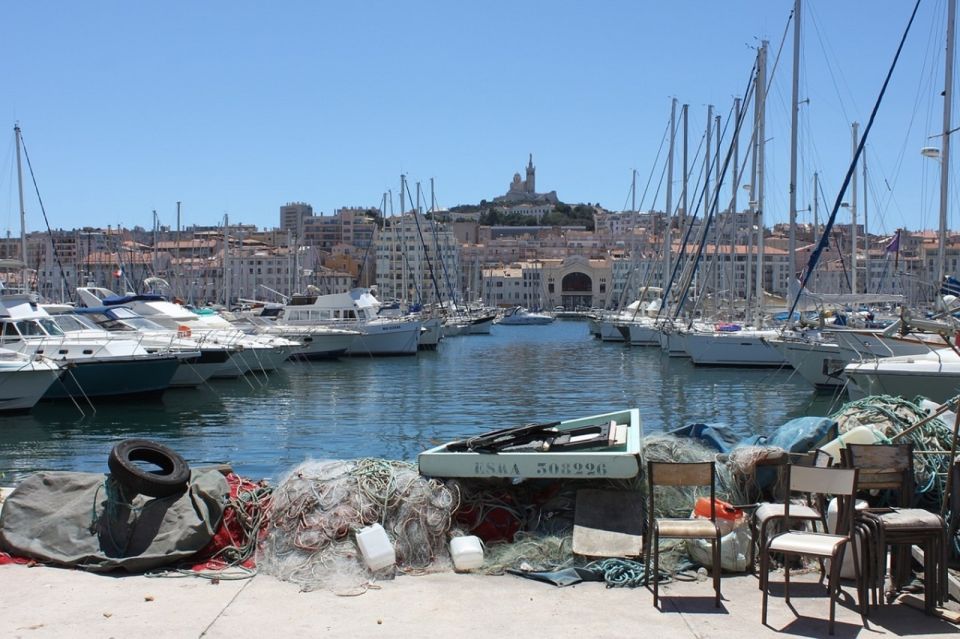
0, 320, 836, 483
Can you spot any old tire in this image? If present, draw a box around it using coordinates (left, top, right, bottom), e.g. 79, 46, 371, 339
108, 439, 191, 498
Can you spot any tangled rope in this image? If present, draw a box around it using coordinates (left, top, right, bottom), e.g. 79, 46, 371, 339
831, 395, 953, 509
258, 459, 459, 592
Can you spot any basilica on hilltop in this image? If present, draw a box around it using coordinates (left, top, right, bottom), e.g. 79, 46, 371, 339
493, 154, 559, 204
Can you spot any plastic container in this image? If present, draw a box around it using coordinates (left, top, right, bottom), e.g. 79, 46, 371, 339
449, 535, 484, 571
819, 425, 882, 464
693, 497, 744, 535
826, 498, 868, 578
356, 523, 396, 571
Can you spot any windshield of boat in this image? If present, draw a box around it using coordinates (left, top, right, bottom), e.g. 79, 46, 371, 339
52, 314, 100, 333
15, 318, 64, 337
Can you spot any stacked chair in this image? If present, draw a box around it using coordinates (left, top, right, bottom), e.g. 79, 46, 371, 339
842, 443, 947, 615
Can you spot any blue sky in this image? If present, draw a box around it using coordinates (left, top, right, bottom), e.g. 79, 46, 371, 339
0, 1, 954, 238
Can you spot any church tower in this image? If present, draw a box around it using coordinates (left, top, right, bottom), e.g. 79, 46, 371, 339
525, 153, 535, 194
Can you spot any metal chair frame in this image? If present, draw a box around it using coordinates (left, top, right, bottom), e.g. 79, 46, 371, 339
760, 464, 864, 635
842, 443, 947, 614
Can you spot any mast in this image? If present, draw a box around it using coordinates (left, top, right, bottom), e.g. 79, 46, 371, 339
631, 169, 637, 213
400, 176, 407, 301
863, 150, 869, 293
755, 41, 768, 323
14, 125, 28, 291
850, 122, 859, 294
788, 0, 801, 301
176, 200, 182, 300
704, 104, 712, 304
663, 98, 677, 290
224, 213, 231, 307
731, 97, 740, 307
938, 0, 956, 287
714, 112, 721, 306
813, 172, 819, 245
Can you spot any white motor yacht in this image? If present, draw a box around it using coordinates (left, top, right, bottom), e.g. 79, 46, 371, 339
0, 347, 63, 412
497, 306, 555, 326
0, 293, 180, 400
281, 288, 421, 356
75, 287, 299, 377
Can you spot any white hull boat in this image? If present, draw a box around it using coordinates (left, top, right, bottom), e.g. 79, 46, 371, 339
684, 328, 788, 367
419, 408, 642, 479
0, 349, 62, 412
498, 307, 555, 326
844, 347, 960, 403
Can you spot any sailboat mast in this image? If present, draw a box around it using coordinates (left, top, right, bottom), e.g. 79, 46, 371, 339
863, 150, 869, 293
813, 172, 819, 245
176, 200, 182, 300
939, 0, 956, 287
664, 98, 677, 289
788, 0, 801, 300
850, 122, 859, 294
14, 125, 28, 291
224, 213, 231, 307
755, 41, 768, 322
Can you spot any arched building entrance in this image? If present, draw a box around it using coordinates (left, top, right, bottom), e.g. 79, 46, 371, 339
561, 272, 592, 309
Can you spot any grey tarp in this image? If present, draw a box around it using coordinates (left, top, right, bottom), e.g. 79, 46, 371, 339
0, 469, 228, 572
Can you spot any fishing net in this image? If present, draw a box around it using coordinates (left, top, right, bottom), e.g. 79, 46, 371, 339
830, 395, 956, 510
258, 458, 459, 594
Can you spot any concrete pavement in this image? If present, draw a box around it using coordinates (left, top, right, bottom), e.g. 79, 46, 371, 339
2, 564, 957, 638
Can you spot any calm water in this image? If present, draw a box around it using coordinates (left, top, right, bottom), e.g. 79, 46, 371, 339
0, 320, 838, 483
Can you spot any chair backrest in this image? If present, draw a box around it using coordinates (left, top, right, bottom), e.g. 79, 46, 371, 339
842, 443, 914, 506
784, 465, 859, 536
647, 460, 716, 525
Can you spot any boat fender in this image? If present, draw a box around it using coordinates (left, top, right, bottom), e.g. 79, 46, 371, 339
108, 438, 191, 498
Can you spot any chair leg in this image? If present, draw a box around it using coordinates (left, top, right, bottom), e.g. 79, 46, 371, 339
761, 545, 769, 627
653, 529, 660, 609
850, 538, 867, 626
713, 534, 721, 607
829, 549, 842, 636
784, 557, 791, 604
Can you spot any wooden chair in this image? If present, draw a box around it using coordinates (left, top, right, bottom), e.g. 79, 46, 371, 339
645, 460, 721, 608
760, 465, 864, 635
842, 443, 947, 614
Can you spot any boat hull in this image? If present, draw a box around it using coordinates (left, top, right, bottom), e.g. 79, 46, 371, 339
685, 331, 788, 367
418, 408, 642, 479
0, 363, 62, 412
44, 356, 179, 400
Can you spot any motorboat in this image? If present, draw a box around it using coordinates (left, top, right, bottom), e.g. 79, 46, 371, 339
0, 347, 63, 412
47, 305, 237, 388
280, 288, 422, 356
0, 293, 180, 400
75, 287, 299, 377
497, 306, 555, 326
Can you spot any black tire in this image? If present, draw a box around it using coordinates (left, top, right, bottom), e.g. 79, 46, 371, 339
108, 439, 191, 498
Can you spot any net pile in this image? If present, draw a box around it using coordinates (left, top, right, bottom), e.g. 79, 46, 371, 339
258, 459, 459, 593
831, 395, 957, 509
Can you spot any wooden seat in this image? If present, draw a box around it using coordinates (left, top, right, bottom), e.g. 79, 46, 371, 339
842, 443, 947, 614
760, 465, 864, 635
645, 460, 721, 609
